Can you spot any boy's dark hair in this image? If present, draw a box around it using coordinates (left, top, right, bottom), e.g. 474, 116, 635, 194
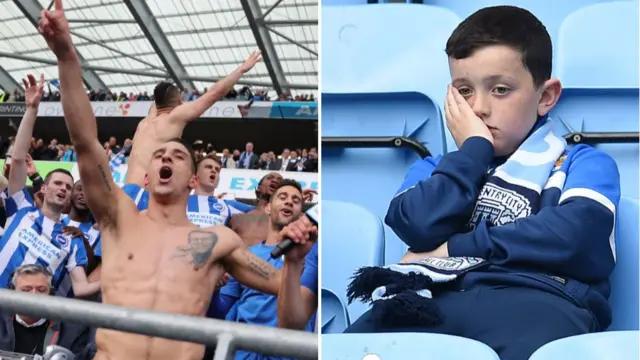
154, 81, 180, 108
196, 153, 222, 170
270, 179, 303, 203
165, 138, 197, 174
445, 6, 552, 88
44, 168, 74, 184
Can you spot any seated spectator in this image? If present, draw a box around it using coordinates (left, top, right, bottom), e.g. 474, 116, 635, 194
181, 88, 191, 103
237, 142, 259, 169
285, 150, 300, 172
0, 264, 91, 356
61, 145, 77, 162
190, 89, 201, 101
303, 149, 318, 172
344, 7, 620, 360
276, 148, 291, 172
221, 148, 236, 169
259, 151, 278, 170
108, 136, 120, 154
30, 138, 46, 160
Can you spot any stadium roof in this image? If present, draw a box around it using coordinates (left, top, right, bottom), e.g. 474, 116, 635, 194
0, 0, 318, 98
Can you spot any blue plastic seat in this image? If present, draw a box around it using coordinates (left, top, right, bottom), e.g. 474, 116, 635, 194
557, 1, 639, 88
528, 331, 640, 360
321, 288, 350, 334
322, 333, 500, 360
552, 1, 639, 198
322, 4, 459, 263
321, 200, 384, 325
608, 197, 639, 331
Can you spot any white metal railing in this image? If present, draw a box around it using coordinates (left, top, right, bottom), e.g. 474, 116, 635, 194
0, 350, 40, 360
0, 289, 317, 360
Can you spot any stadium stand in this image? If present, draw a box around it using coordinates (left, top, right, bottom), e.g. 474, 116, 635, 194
321, 1, 639, 359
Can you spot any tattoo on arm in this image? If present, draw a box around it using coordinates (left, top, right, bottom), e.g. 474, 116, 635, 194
242, 248, 275, 280
97, 165, 112, 192
174, 230, 218, 269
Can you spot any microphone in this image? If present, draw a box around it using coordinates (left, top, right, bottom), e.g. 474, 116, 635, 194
43, 345, 75, 360
270, 204, 318, 259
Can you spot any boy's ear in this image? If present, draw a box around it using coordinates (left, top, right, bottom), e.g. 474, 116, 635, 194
537, 77, 562, 117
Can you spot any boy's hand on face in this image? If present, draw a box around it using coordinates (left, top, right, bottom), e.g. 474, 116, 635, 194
445, 84, 494, 148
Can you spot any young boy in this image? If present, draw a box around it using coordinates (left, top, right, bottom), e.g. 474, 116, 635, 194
344, 6, 620, 360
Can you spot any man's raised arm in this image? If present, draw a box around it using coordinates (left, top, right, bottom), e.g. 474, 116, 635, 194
7, 75, 44, 196
168, 51, 262, 124
39, 0, 120, 226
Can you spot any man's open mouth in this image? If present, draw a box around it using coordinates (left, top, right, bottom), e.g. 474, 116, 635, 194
160, 166, 173, 180
280, 208, 293, 216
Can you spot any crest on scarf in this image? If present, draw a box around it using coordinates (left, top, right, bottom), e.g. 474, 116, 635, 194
552, 151, 568, 171
469, 183, 532, 227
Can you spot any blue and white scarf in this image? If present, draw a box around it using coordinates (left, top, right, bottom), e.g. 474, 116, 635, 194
347, 119, 567, 328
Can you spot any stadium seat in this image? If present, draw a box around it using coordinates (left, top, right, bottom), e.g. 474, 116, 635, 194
322, 4, 461, 107
552, 1, 639, 198
608, 197, 639, 331
321, 288, 351, 334
322, 333, 500, 360
556, 1, 639, 88
321, 200, 384, 324
528, 331, 640, 360
322, 3, 461, 155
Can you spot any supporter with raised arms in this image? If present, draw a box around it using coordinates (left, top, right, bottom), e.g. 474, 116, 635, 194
121, 44, 261, 207
344, 6, 620, 360
39, 2, 314, 360
0, 73, 99, 298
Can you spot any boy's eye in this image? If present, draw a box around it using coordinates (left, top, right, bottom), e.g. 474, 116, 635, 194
492, 86, 510, 95
457, 87, 472, 96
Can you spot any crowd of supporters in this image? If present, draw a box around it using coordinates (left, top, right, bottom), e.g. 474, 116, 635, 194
0, 134, 318, 173
0, 84, 316, 103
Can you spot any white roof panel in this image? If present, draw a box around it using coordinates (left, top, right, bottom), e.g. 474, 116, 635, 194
0, 0, 316, 97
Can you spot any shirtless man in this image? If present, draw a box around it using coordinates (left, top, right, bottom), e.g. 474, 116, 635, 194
39, 2, 312, 360
119, 42, 260, 205
228, 172, 283, 246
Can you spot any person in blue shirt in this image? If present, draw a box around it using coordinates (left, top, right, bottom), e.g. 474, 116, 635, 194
0, 73, 100, 298
208, 179, 318, 360
276, 213, 318, 332
344, 6, 620, 360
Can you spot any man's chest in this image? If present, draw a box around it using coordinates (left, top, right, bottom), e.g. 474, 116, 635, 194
105, 226, 227, 273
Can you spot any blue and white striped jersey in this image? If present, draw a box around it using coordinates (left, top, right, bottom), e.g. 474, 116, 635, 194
60, 216, 102, 257
122, 184, 255, 226
0, 188, 88, 292
187, 195, 255, 227
57, 216, 100, 298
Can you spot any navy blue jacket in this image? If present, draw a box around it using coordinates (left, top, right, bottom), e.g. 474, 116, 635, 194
386, 136, 620, 330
